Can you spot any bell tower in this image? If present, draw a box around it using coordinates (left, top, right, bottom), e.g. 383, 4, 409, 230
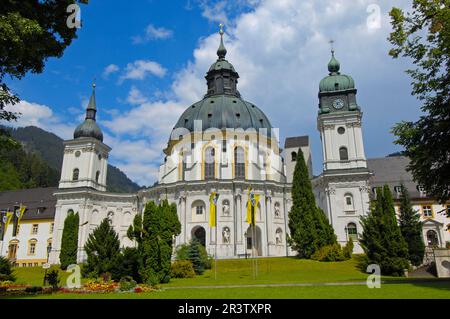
314, 49, 371, 253
59, 84, 110, 191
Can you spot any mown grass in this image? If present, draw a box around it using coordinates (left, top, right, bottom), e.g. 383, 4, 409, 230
14, 282, 450, 299
6, 256, 450, 299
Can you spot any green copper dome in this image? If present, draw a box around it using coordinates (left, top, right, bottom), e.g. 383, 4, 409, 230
172, 26, 273, 137
319, 51, 355, 93
174, 95, 272, 134
74, 85, 104, 142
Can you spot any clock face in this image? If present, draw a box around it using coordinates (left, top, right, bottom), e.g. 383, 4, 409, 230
332, 98, 345, 110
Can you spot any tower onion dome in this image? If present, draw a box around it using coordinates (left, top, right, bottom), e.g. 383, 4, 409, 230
172, 24, 273, 137
319, 50, 355, 92
74, 84, 104, 142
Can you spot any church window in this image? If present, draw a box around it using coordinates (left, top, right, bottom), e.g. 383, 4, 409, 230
234, 147, 245, 179
205, 147, 215, 180
344, 193, 354, 211
28, 240, 37, 255
422, 205, 433, 218
346, 223, 358, 241
75, 151, 81, 157
337, 127, 345, 134
31, 224, 39, 235
291, 152, 297, 162
195, 205, 204, 215
339, 147, 348, 161
72, 168, 79, 181
95, 171, 100, 183
181, 153, 187, 181
98, 154, 102, 161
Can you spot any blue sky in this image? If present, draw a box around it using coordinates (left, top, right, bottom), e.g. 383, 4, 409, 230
5, 0, 421, 186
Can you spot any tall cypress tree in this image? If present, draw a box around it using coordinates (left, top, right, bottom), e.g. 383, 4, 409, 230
59, 211, 79, 270
360, 186, 410, 276
138, 200, 181, 285
288, 148, 336, 258
398, 184, 425, 266
83, 218, 122, 280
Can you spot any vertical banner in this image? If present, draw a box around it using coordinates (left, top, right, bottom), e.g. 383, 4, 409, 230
209, 192, 219, 227
12, 205, 26, 237
3, 211, 13, 239
0, 211, 6, 241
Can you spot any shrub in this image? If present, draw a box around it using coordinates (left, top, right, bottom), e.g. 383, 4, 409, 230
45, 270, 60, 290
176, 242, 212, 270
119, 276, 137, 292
171, 260, 195, 278
446, 241, 450, 249
116, 247, 142, 283
311, 244, 346, 262
25, 286, 43, 293
0, 256, 15, 282
343, 238, 354, 259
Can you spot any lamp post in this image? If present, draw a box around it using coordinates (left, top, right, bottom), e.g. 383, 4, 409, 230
43, 244, 52, 286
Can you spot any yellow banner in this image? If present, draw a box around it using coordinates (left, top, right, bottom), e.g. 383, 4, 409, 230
4, 211, 13, 237
209, 192, 218, 227
246, 188, 260, 226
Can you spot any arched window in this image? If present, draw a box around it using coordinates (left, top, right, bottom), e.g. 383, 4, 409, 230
95, 171, 100, 183
205, 147, 215, 180
346, 223, 358, 241
72, 168, 79, 181
339, 147, 348, 161
344, 193, 354, 211
234, 147, 245, 179
191, 200, 206, 221
181, 153, 187, 181
291, 152, 297, 162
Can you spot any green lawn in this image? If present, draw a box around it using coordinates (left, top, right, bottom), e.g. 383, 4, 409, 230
5, 257, 450, 299
14, 282, 450, 299
165, 257, 370, 287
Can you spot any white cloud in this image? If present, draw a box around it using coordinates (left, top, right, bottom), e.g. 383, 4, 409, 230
132, 24, 173, 44
119, 60, 167, 82
10, 0, 418, 187
102, 64, 120, 78
106, 0, 417, 186
5, 100, 75, 140
126, 86, 148, 105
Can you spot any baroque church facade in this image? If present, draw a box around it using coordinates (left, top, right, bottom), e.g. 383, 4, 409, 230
49, 30, 372, 264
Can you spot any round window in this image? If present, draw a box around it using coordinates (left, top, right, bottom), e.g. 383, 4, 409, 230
338, 127, 346, 135
75, 151, 81, 157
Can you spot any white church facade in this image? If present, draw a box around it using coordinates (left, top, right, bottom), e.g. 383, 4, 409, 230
36, 30, 447, 265
46, 30, 370, 264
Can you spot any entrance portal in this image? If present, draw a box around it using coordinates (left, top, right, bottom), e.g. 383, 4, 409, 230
192, 226, 206, 247
245, 225, 262, 256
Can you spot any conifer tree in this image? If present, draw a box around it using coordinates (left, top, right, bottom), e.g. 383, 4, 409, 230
59, 211, 79, 270
287, 148, 336, 258
398, 184, 425, 266
83, 218, 122, 280
187, 239, 205, 275
360, 186, 410, 276
138, 200, 181, 285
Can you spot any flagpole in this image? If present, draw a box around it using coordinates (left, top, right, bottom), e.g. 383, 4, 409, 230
214, 202, 217, 281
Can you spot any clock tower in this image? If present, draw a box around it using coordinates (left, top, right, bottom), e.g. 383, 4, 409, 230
313, 50, 371, 253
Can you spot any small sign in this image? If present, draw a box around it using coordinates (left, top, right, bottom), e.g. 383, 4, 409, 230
42, 263, 51, 269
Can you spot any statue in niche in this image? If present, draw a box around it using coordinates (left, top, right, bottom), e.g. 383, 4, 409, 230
274, 203, 280, 218
222, 227, 231, 244
275, 229, 282, 244
222, 200, 230, 216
